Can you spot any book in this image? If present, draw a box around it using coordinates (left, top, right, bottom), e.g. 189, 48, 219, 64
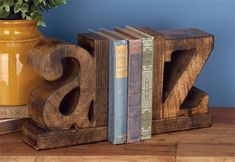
106, 30, 142, 143
0, 105, 28, 119
115, 26, 154, 140
94, 30, 128, 144
77, 32, 109, 127
0, 118, 24, 135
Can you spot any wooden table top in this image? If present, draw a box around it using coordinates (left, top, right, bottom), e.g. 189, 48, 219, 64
0, 107, 234, 162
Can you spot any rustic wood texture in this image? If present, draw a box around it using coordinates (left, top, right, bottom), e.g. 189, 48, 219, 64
152, 113, 211, 134
139, 28, 214, 131
0, 108, 234, 162
180, 87, 209, 116
23, 119, 107, 150
27, 38, 96, 130
77, 33, 109, 127
160, 29, 214, 118
22, 112, 211, 150
23, 38, 110, 150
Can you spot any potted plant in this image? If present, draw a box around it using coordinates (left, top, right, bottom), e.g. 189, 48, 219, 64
0, 0, 67, 107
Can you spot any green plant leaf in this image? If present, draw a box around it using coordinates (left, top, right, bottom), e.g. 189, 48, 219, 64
0, 7, 10, 18
0, 0, 68, 26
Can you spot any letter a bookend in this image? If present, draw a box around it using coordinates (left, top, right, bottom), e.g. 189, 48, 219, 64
23, 28, 214, 150
23, 38, 108, 150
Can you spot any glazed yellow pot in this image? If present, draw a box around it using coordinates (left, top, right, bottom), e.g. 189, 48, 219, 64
0, 20, 43, 106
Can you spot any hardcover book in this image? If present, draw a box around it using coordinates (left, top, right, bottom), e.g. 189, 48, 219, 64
115, 26, 154, 140
95, 30, 128, 144
0, 106, 28, 119
109, 30, 142, 143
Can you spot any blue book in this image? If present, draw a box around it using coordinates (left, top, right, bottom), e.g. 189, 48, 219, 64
96, 31, 128, 144
106, 30, 142, 143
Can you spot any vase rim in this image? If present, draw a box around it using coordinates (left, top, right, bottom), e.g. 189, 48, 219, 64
0, 19, 37, 26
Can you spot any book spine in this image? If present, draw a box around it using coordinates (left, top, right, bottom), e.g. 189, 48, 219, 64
0, 106, 28, 119
141, 37, 154, 140
0, 118, 24, 135
108, 40, 128, 144
127, 40, 142, 143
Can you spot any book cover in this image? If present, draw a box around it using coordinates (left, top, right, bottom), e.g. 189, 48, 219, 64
0, 118, 24, 135
0, 106, 28, 119
110, 30, 142, 143
95, 31, 128, 144
116, 26, 154, 140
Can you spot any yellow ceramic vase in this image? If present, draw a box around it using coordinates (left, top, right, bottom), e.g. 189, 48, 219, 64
0, 20, 43, 106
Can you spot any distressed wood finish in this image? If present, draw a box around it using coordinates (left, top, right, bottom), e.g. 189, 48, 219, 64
152, 113, 211, 134
23, 119, 107, 150
27, 38, 96, 130
77, 33, 109, 127
23, 38, 109, 150
139, 28, 214, 134
161, 28, 214, 118
0, 108, 234, 162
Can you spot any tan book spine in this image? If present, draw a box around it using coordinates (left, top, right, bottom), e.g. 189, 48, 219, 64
0, 106, 28, 119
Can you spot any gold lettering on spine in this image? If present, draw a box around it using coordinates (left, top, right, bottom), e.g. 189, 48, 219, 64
116, 45, 128, 78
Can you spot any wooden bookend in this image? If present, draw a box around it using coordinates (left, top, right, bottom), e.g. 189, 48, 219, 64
139, 28, 214, 134
22, 38, 108, 150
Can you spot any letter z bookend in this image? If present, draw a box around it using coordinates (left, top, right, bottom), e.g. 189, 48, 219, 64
22, 28, 214, 150
139, 28, 214, 134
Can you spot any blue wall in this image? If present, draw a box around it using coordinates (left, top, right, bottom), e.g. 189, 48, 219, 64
40, 0, 235, 107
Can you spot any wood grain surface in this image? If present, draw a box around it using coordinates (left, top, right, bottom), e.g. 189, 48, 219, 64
23, 38, 110, 150
139, 28, 214, 120
27, 38, 96, 130
0, 108, 234, 162
78, 33, 109, 128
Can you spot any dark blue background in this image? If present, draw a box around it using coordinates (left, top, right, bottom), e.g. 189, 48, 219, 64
40, 0, 235, 107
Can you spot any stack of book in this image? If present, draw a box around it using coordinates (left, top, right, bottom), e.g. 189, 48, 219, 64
78, 26, 154, 144
0, 106, 28, 135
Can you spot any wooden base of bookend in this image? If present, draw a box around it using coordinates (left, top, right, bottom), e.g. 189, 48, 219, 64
152, 86, 212, 134
152, 113, 211, 134
23, 120, 107, 150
